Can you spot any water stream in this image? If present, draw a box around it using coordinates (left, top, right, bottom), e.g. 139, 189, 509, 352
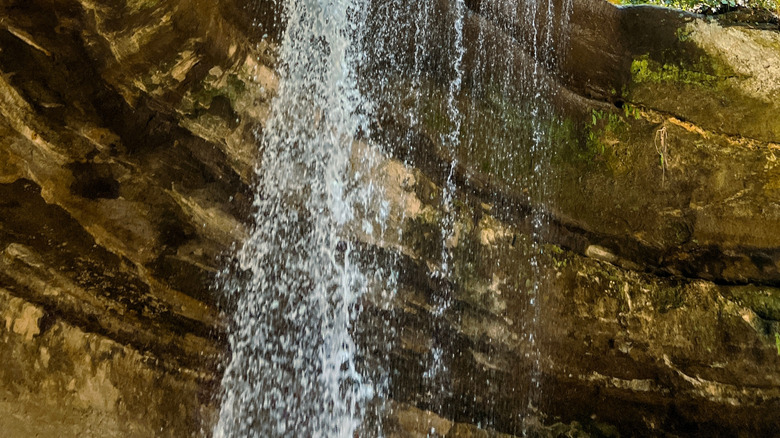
215, 0, 571, 436
214, 0, 379, 436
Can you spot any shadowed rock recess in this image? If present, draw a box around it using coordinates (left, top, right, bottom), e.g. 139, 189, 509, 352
0, 0, 778, 436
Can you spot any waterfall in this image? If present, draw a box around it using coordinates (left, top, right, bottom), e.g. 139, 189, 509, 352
215, 0, 571, 435
423, 0, 466, 417
213, 0, 381, 436
515, 0, 573, 424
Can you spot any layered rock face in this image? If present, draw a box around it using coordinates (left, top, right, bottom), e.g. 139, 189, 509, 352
0, 0, 778, 437
0, 0, 261, 434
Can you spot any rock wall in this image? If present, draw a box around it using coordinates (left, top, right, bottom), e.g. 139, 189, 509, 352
0, 0, 778, 436
0, 0, 260, 434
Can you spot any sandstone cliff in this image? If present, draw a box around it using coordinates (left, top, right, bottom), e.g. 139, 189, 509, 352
0, 0, 778, 436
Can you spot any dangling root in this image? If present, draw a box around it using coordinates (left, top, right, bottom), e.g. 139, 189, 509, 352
654, 125, 668, 183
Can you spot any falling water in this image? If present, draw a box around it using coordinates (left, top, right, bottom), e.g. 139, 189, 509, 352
216, 0, 571, 435
214, 0, 381, 436
461, 0, 573, 428
423, 0, 466, 416
515, 0, 573, 424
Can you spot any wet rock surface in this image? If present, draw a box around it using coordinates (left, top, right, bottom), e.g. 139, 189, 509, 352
0, 0, 778, 436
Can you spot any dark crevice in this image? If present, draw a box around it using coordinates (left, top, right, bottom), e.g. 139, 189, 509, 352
0, 178, 224, 356
68, 162, 121, 199
0, 270, 221, 381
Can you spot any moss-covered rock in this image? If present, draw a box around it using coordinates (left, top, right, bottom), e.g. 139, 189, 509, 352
626, 19, 780, 143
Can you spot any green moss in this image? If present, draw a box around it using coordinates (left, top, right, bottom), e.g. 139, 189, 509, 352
452, 198, 468, 213
556, 108, 630, 174
548, 244, 564, 255
628, 48, 780, 142
546, 244, 572, 269
631, 55, 724, 88
675, 27, 693, 42
725, 286, 780, 321
184, 73, 247, 115
225, 74, 247, 101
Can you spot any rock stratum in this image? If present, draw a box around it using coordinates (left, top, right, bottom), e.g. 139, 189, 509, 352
0, 0, 778, 436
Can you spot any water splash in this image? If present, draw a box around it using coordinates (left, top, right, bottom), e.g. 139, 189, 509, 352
214, 0, 381, 436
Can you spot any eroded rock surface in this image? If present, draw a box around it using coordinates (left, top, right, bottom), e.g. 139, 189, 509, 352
0, 0, 265, 434
0, 0, 779, 436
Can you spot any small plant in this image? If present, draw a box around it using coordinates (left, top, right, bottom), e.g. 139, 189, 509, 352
775, 332, 780, 356
614, 0, 779, 14
623, 103, 642, 120
675, 27, 693, 42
